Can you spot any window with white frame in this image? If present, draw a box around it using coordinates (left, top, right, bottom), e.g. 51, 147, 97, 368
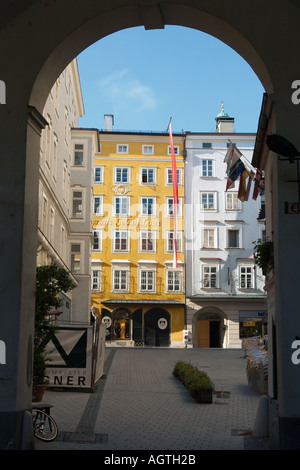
63, 161, 67, 203
139, 230, 156, 252
73, 143, 83, 165
200, 192, 216, 210
202, 264, 218, 288
166, 167, 182, 186
91, 269, 101, 291
168, 145, 179, 156
113, 230, 129, 252
61, 225, 66, 260
64, 107, 69, 145
45, 114, 52, 167
93, 195, 103, 215
203, 228, 216, 249
92, 230, 102, 251
140, 271, 155, 291
226, 192, 240, 211
94, 166, 104, 183
74, 143, 84, 166
140, 196, 156, 216
140, 167, 156, 185
117, 144, 128, 154
239, 265, 254, 289
138, 262, 157, 293
42, 195, 48, 234
142, 145, 154, 155
52, 133, 58, 181
114, 195, 130, 216
72, 190, 83, 217
165, 231, 182, 253
166, 268, 182, 293
165, 197, 182, 217
50, 207, 55, 244
114, 166, 130, 183
201, 159, 214, 177
112, 263, 130, 292
227, 228, 240, 248
71, 243, 81, 274
113, 270, 128, 291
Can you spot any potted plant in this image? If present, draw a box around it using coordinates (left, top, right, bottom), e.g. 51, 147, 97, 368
253, 238, 274, 275
33, 263, 75, 401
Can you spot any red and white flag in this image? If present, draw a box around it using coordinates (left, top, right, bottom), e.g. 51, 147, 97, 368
168, 120, 178, 268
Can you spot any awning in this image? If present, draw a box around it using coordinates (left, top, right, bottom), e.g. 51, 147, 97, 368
46, 309, 63, 316
101, 299, 185, 305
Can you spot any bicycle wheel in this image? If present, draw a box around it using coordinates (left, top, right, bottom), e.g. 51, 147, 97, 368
32, 409, 58, 441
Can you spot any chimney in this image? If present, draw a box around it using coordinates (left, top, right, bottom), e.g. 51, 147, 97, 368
104, 114, 114, 131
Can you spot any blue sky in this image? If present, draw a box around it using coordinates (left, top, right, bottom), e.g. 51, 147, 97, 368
77, 25, 265, 134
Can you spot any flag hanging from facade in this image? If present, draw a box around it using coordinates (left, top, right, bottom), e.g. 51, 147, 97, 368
238, 168, 252, 202
244, 170, 255, 201
224, 141, 243, 172
168, 120, 178, 268
252, 168, 264, 200
225, 141, 263, 202
226, 158, 245, 191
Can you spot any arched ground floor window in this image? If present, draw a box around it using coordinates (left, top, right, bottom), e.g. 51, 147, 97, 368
100, 306, 172, 347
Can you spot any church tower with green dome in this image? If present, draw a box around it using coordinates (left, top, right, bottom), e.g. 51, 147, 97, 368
215, 104, 235, 133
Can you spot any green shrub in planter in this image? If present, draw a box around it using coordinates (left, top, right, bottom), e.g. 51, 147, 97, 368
173, 360, 188, 381
173, 361, 214, 403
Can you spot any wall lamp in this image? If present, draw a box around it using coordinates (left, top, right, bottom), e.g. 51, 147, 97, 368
267, 134, 300, 206
266, 134, 300, 163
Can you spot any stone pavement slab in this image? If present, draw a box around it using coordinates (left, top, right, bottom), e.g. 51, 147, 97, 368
34, 347, 269, 451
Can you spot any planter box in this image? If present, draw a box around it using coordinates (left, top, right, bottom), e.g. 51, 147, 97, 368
173, 361, 214, 404
196, 389, 213, 403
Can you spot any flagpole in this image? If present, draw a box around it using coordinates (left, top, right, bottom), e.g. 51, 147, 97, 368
168, 118, 178, 268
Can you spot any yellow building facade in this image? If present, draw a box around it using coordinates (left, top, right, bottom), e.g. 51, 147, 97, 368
91, 127, 186, 347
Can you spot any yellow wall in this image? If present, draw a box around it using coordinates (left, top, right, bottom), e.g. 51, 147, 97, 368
95, 302, 185, 343
91, 132, 185, 316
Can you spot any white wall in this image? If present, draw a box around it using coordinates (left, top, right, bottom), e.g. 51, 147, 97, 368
185, 133, 266, 299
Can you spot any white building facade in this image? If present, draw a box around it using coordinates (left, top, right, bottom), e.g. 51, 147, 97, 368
69, 127, 99, 323
185, 110, 267, 348
37, 60, 98, 324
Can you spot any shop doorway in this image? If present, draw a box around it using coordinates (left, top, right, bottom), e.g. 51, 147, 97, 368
111, 308, 131, 341
196, 312, 223, 348
144, 308, 170, 347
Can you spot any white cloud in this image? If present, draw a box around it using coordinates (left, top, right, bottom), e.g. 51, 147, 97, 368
98, 69, 157, 112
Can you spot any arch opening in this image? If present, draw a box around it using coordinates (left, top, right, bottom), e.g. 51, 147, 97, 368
194, 307, 227, 349
29, 3, 272, 113
144, 308, 171, 347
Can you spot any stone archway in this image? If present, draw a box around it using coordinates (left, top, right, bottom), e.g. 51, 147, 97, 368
111, 307, 132, 341
144, 308, 171, 347
194, 307, 227, 348
1, 0, 300, 450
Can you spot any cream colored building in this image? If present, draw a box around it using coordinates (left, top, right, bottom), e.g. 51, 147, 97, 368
37, 60, 97, 323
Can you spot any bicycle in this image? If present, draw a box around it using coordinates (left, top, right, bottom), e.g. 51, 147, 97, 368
32, 408, 58, 441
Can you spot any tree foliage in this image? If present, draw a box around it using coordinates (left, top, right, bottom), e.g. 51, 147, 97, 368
34, 264, 75, 384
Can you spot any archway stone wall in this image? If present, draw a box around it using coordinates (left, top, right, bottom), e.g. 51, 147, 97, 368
193, 306, 228, 348
1, 0, 300, 449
